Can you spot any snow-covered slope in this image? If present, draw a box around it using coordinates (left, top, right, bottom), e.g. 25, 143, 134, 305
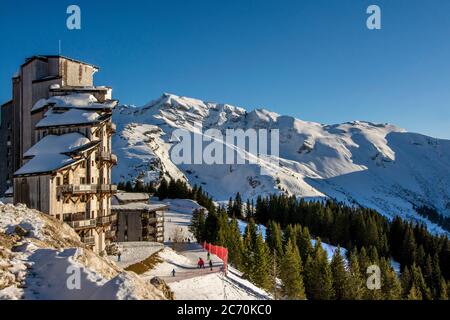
0, 204, 166, 300
112, 94, 450, 234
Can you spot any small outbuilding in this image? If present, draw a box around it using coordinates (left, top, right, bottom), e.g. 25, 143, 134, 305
112, 192, 167, 243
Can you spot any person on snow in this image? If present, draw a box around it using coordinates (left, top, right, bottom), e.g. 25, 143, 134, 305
172, 269, 176, 277
197, 257, 205, 269
117, 250, 122, 262
207, 252, 211, 260
209, 259, 213, 271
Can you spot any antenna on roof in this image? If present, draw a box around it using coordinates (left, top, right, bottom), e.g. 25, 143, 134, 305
58, 40, 62, 55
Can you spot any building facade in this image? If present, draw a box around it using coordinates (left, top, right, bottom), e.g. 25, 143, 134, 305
112, 193, 166, 243
1, 55, 118, 254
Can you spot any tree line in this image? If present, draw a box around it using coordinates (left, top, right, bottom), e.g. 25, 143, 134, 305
189, 193, 450, 300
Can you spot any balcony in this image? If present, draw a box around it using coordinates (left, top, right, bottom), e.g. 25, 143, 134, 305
97, 214, 117, 226
80, 235, 95, 246
65, 218, 96, 230
142, 216, 164, 225
58, 184, 117, 195
96, 152, 118, 164
98, 184, 117, 193
58, 184, 97, 195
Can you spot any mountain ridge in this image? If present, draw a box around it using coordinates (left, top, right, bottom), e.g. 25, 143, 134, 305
112, 93, 450, 235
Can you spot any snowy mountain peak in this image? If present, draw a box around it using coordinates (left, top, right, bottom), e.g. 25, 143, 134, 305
112, 94, 450, 235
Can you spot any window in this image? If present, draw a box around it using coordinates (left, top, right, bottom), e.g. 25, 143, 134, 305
91, 177, 94, 183
80, 177, 86, 184
56, 177, 61, 186
91, 160, 94, 167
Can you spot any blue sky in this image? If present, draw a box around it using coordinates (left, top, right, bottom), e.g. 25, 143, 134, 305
0, 0, 449, 138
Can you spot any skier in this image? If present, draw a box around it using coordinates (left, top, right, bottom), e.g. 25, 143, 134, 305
171, 269, 176, 277
209, 259, 213, 271
117, 250, 122, 262
207, 252, 211, 261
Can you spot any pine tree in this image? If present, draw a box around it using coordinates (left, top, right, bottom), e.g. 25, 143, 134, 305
304, 239, 335, 300
330, 247, 349, 300
227, 217, 244, 269
125, 181, 133, 192
241, 220, 258, 278
189, 209, 206, 242
437, 278, 448, 300
234, 192, 243, 218
217, 210, 230, 247
280, 239, 306, 300
252, 233, 272, 290
266, 221, 283, 260
379, 258, 402, 300
406, 285, 422, 300
157, 179, 169, 200
204, 210, 219, 244
346, 251, 365, 300
297, 226, 313, 262
410, 263, 432, 300
227, 197, 234, 216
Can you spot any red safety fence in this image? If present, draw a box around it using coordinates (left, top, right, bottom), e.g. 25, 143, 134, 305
202, 241, 228, 274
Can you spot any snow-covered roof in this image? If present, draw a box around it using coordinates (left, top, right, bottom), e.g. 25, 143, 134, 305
31, 93, 117, 113
14, 154, 79, 176
15, 133, 95, 176
111, 203, 167, 212
36, 108, 102, 128
50, 85, 111, 92
113, 192, 150, 203
4, 187, 13, 196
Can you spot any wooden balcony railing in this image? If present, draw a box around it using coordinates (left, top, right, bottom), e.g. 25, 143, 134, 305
80, 236, 95, 246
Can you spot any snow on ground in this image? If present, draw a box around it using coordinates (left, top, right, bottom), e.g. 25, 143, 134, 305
108, 242, 164, 269
132, 199, 272, 300
143, 246, 271, 300
0, 204, 165, 300
237, 220, 267, 239
311, 239, 347, 261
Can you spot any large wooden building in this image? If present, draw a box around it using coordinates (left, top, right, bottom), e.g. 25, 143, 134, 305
1, 55, 118, 254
